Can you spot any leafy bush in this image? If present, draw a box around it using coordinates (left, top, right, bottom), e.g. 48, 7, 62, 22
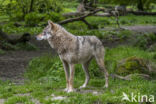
44, 12, 64, 22
24, 12, 44, 26
10, 12, 24, 21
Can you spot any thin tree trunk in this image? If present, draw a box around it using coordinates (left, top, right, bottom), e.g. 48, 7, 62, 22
137, 0, 144, 11
29, 0, 34, 13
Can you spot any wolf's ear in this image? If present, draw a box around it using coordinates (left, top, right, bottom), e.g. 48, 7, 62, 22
48, 20, 55, 29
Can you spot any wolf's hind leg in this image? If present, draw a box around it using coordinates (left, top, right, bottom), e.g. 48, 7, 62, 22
62, 60, 69, 92
95, 56, 109, 88
80, 60, 91, 89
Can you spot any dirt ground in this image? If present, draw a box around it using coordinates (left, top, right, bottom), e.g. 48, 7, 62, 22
123, 25, 156, 33
0, 37, 54, 84
0, 25, 156, 84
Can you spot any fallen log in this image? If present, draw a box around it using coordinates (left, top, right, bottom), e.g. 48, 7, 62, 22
63, 12, 112, 18
128, 11, 156, 16
59, 8, 105, 25
0, 29, 31, 50
62, 12, 85, 17
110, 74, 151, 80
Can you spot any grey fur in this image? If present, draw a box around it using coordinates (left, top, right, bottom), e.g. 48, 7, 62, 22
36, 20, 109, 93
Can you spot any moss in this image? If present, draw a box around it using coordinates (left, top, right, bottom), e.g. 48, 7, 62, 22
116, 56, 149, 76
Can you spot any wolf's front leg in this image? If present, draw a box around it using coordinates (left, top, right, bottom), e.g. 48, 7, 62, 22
62, 60, 69, 92
68, 64, 75, 93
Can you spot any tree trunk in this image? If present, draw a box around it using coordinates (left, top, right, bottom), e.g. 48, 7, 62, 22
137, 0, 144, 11
29, 0, 34, 13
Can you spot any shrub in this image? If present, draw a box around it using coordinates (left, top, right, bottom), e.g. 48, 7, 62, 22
24, 12, 44, 26
10, 12, 24, 21
44, 12, 64, 22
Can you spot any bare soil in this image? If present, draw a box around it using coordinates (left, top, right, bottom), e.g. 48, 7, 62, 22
0, 36, 54, 84
123, 25, 156, 33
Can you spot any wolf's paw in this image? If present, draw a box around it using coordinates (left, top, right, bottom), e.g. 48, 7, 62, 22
67, 88, 75, 93
104, 84, 108, 88
79, 85, 86, 89
64, 88, 68, 92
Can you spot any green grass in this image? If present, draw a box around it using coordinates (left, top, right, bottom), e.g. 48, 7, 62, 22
0, 46, 156, 104
0, 49, 5, 54
0, 2, 156, 103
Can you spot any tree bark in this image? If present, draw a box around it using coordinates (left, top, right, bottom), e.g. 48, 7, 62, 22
59, 8, 105, 25
137, 0, 144, 11
29, 0, 34, 13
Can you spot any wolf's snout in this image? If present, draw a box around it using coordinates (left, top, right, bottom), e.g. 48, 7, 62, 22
36, 35, 42, 40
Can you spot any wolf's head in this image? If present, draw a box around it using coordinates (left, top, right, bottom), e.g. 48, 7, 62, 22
36, 20, 57, 40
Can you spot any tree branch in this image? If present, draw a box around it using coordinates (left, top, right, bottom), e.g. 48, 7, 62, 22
58, 8, 105, 25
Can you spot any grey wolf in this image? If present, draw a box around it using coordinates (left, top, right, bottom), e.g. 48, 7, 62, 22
36, 20, 109, 93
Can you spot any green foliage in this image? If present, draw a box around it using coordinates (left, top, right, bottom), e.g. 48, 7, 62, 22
2, 23, 42, 34
0, 0, 63, 23
9, 12, 24, 21
24, 12, 64, 26
24, 12, 44, 27
25, 55, 63, 81
100, 0, 156, 10
45, 12, 65, 22
134, 33, 156, 50
34, 0, 63, 13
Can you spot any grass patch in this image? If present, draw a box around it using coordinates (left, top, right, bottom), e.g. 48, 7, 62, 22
0, 49, 5, 54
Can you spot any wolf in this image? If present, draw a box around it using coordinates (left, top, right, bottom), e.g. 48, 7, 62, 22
36, 20, 109, 93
